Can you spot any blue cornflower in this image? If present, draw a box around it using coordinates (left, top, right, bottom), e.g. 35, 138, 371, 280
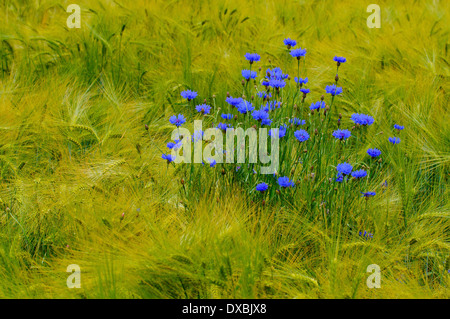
269, 125, 287, 138
256, 182, 269, 192
336, 162, 353, 175
162, 154, 175, 163
221, 113, 234, 120
169, 114, 186, 127
245, 53, 261, 64
167, 140, 182, 150
351, 169, 367, 179
367, 148, 381, 158
290, 118, 306, 126
283, 38, 297, 48
394, 124, 404, 130
207, 158, 216, 167
325, 84, 343, 96
278, 176, 295, 188
257, 91, 272, 99
195, 104, 211, 114
361, 191, 376, 197
310, 101, 326, 110
181, 90, 197, 101
389, 137, 401, 144
242, 69, 257, 80
300, 88, 310, 95
226, 96, 244, 107
217, 123, 231, 131
290, 48, 307, 59
237, 100, 254, 114
351, 113, 374, 126
294, 77, 308, 85
252, 109, 270, 122
333, 56, 346, 64
332, 129, 351, 140
294, 129, 310, 142
335, 172, 344, 183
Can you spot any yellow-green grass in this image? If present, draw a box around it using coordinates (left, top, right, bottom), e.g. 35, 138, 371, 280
0, 0, 449, 298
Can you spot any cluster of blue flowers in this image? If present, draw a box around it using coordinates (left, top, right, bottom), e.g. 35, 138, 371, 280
325, 84, 343, 96
180, 90, 197, 101
158, 37, 407, 209
169, 114, 186, 127
263, 67, 289, 90
251, 109, 272, 125
388, 123, 405, 144
334, 163, 371, 194
195, 104, 211, 115
245, 53, 261, 64
237, 100, 254, 114
367, 148, 381, 158
332, 129, 351, 140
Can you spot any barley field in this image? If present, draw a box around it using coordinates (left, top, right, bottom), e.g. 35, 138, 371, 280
0, 0, 449, 299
